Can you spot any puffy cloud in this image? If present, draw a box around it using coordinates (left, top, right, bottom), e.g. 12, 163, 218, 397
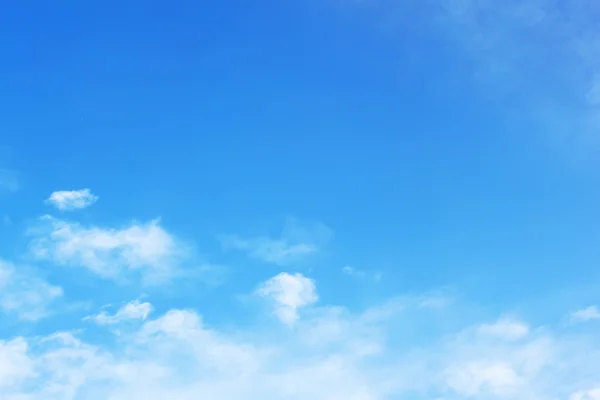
0, 260, 62, 321
257, 273, 318, 326
85, 300, 153, 325
29, 216, 187, 283
46, 189, 99, 211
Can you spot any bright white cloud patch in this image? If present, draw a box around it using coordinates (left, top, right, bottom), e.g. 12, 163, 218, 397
85, 300, 153, 325
46, 189, 99, 211
29, 216, 186, 282
257, 273, 318, 326
571, 306, 600, 323
0, 260, 62, 321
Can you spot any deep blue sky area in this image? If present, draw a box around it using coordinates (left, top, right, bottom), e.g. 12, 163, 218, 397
3, 1, 600, 306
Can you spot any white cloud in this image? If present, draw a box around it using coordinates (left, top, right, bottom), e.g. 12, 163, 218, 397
417, 293, 454, 309
0, 297, 598, 400
444, 361, 521, 397
0, 260, 62, 321
571, 388, 600, 400
342, 266, 367, 278
85, 300, 153, 325
46, 189, 98, 211
221, 219, 332, 265
0, 338, 34, 389
222, 235, 316, 265
342, 266, 383, 282
257, 273, 318, 326
29, 216, 187, 282
477, 318, 530, 340
571, 306, 600, 323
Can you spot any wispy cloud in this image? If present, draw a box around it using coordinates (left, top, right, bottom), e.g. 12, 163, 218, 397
0, 168, 20, 193
342, 266, 383, 282
0, 260, 63, 321
477, 318, 530, 340
46, 189, 99, 211
85, 300, 153, 325
571, 305, 600, 323
220, 219, 332, 265
570, 387, 600, 400
347, 0, 600, 150
221, 235, 317, 265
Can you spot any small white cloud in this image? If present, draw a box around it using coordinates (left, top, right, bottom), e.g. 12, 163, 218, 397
0, 260, 63, 321
257, 273, 318, 326
85, 300, 153, 325
46, 189, 98, 211
29, 216, 186, 282
571, 305, 600, 323
342, 266, 383, 282
342, 266, 367, 278
477, 318, 529, 340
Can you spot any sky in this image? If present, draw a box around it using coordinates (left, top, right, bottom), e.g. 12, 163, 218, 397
1, 0, 600, 399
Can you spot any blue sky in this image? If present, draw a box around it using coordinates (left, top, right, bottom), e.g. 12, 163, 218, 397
1, 0, 600, 399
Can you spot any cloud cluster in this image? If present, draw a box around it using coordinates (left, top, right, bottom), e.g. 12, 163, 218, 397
0, 189, 599, 399
0, 295, 599, 400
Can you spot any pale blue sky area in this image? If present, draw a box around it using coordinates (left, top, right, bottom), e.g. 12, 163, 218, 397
1, 1, 600, 399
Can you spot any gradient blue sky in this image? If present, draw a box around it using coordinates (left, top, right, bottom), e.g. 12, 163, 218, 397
1, 1, 600, 399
